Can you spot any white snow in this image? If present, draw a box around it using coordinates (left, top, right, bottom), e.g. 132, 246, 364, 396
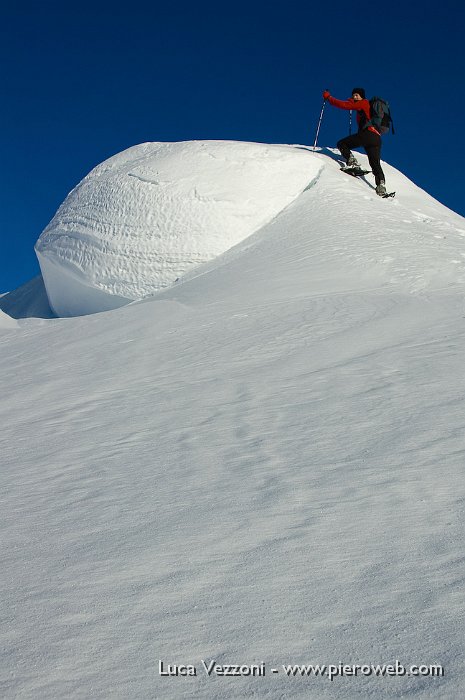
35, 141, 320, 317
2, 144, 465, 699
0, 276, 53, 320
0, 308, 17, 329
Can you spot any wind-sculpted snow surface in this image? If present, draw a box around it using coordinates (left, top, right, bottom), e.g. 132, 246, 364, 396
35, 141, 320, 317
3, 146, 465, 699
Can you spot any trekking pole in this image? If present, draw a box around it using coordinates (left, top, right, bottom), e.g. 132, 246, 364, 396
349, 110, 352, 135
312, 100, 326, 151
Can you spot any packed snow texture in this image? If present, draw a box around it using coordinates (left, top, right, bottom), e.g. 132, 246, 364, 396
35, 141, 320, 317
2, 145, 465, 699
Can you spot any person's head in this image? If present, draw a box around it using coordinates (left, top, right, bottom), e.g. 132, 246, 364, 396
351, 87, 366, 101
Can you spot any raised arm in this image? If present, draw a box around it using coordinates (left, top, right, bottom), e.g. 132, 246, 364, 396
328, 95, 357, 110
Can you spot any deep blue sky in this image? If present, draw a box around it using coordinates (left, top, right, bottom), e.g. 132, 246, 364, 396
2, 0, 464, 292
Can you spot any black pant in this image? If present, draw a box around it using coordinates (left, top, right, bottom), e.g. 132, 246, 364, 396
337, 130, 385, 185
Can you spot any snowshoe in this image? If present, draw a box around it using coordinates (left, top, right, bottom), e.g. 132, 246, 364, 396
341, 165, 371, 177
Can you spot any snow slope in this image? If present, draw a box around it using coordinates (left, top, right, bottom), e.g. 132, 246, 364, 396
0, 276, 53, 320
1, 145, 465, 699
0, 309, 18, 329
35, 141, 320, 317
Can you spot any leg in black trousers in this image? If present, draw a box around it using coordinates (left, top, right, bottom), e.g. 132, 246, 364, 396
337, 134, 364, 163
364, 143, 385, 186
337, 130, 385, 186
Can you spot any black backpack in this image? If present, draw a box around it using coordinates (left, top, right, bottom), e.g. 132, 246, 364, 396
369, 97, 395, 135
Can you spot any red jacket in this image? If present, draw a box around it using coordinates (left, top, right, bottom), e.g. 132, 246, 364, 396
327, 96, 380, 135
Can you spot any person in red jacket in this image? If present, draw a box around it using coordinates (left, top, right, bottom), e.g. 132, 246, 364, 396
323, 87, 387, 197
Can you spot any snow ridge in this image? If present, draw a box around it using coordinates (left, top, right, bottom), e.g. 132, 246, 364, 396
1, 143, 465, 699
35, 141, 321, 317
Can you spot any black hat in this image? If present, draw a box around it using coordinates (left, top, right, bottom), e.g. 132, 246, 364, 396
352, 87, 366, 99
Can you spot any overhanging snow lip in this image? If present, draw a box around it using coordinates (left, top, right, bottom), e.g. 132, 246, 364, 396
36, 251, 132, 318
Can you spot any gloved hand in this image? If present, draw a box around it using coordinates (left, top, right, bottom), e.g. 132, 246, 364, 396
323, 90, 331, 100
